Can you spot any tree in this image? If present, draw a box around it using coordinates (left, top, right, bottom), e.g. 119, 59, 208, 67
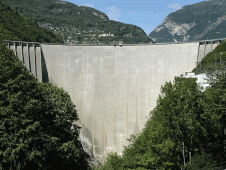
186, 153, 219, 170
99, 153, 123, 170
0, 43, 89, 169
201, 66, 226, 163
121, 76, 206, 169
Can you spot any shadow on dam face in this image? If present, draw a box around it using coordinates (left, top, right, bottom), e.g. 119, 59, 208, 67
41, 49, 49, 83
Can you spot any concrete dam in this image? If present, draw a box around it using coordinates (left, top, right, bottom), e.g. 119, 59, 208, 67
2, 39, 223, 161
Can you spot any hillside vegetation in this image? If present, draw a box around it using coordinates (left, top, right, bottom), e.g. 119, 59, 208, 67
1, 0, 152, 44
99, 42, 226, 169
0, 2, 63, 43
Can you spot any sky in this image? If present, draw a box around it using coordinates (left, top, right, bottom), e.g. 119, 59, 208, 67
66, 0, 205, 35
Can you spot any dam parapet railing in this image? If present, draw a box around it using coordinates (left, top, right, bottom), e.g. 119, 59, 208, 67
39, 37, 226, 46
2, 38, 226, 46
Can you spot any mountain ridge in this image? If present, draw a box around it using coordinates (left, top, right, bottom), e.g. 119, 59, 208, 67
149, 0, 226, 43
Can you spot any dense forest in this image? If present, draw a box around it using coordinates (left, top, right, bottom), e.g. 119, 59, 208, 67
0, 2, 63, 43
98, 42, 226, 169
1, 0, 152, 44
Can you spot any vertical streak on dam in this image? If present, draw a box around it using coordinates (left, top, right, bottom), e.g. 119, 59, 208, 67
41, 42, 199, 160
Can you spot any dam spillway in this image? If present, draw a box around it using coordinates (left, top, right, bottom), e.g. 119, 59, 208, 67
2, 39, 223, 161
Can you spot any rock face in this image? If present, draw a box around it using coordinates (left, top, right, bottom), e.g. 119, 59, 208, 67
149, 0, 226, 43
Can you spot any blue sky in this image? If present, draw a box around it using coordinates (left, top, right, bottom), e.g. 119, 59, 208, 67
66, 0, 204, 35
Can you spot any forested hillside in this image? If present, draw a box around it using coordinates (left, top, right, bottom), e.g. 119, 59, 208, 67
0, 43, 90, 169
0, 2, 63, 43
99, 42, 226, 169
1, 0, 152, 44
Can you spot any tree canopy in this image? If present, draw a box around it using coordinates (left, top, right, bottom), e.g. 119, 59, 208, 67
0, 43, 89, 169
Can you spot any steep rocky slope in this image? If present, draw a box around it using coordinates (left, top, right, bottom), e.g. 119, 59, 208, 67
149, 0, 226, 43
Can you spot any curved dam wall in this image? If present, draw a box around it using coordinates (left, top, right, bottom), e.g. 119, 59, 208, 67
41, 42, 199, 160
2, 39, 223, 161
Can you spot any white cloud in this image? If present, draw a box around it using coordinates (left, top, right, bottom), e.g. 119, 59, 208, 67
82, 3, 94, 8
168, 3, 182, 11
105, 6, 121, 21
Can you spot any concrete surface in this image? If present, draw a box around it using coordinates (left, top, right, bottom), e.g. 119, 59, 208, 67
41, 42, 199, 161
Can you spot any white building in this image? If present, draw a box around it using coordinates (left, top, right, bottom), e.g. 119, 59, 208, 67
98, 32, 114, 37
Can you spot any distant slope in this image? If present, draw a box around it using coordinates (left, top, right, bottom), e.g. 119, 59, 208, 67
2, 0, 152, 44
149, 0, 226, 43
0, 2, 63, 43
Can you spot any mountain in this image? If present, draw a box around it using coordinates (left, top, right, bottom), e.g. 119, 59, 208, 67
0, 2, 63, 43
149, 0, 226, 43
1, 0, 152, 45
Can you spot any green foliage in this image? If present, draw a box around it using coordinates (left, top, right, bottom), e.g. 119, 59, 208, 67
201, 69, 226, 162
122, 77, 205, 169
0, 2, 63, 43
99, 153, 123, 170
187, 153, 219, 170
0, 43, 89, 169
1, 0, 152, 44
